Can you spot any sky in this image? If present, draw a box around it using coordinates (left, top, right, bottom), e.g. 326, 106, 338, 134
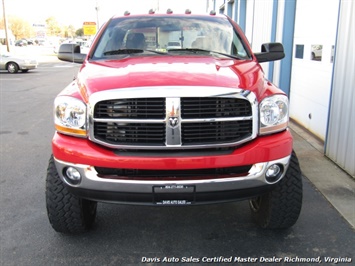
1, 0, 214, 29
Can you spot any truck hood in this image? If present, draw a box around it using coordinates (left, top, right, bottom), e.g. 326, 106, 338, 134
77, 55, 265, 100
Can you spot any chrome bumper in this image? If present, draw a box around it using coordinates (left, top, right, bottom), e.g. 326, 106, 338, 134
54, 155, 291, 204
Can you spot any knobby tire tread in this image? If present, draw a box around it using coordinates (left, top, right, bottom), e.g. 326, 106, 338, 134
46, 155, 96, 234
251, 150, 303, 229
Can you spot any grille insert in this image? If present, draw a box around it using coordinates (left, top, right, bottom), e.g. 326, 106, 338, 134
182, 120, 252, 145
95, 165, 253, 180
181, 97, 252, 118
94, 122, 165, 145
94, 98, 165, 119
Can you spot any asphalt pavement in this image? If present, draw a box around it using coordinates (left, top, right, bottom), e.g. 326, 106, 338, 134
290, 120, 355, 229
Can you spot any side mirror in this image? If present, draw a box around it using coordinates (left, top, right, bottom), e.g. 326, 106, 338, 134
254, 42, 285, 63
57, 43, 86, 63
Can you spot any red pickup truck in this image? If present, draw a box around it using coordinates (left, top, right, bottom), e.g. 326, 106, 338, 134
47, 11, 302, 234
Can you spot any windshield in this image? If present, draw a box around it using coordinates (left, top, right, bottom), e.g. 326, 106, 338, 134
92, 15, 251, 60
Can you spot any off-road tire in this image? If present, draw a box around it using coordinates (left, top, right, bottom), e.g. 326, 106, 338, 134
46, 155, 97, 234
249, 150, 303, 229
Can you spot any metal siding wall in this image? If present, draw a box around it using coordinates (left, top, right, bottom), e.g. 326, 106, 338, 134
238, 0, 247, 32
271, 0, 286, 88
227, 1, 233, 17
279, 0, 296, 96
233, 0, 239, 22
326, 0, 355, 177
267, 0, 279, 81
249, 0, 274, 78
244, 0, 255, 43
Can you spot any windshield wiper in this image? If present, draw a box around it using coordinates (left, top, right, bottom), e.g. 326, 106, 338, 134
103, 49, 144, 55
145, 49, 168, 54
168, 48, 245, 60
168, 48, 210, 54
103, 49, 167, 56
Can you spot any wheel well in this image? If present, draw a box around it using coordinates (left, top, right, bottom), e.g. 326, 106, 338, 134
6, 61, 19, 68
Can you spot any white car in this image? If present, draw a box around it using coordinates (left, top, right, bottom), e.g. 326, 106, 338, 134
166, 41, 181, 50
0, 53, 38, 73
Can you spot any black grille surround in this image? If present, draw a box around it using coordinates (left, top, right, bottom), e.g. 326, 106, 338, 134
89, 89, 256, 150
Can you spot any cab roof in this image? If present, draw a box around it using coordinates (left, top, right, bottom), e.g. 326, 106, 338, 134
111, 9, 222, 19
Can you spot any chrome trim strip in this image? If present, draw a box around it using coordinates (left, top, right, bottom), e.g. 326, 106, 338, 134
87, 86, 258, 150
54, 155, 291, 193
165, 97, 181, 146
93, 116, 252, 124
182, 116, 253, 123
94, 118, 166, 123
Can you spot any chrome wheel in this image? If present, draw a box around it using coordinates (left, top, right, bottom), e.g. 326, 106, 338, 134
7, 62, 19, 73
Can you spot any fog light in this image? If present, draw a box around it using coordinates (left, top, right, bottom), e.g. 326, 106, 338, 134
64, 167, 81, 185
265, 164, 282, 183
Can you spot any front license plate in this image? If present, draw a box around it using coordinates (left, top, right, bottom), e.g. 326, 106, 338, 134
153, 185, 196, 205
157, 200, 191, 205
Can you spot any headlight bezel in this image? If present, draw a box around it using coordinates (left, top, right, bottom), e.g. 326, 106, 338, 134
259, 94, 289, 135
54, 96, 87, 137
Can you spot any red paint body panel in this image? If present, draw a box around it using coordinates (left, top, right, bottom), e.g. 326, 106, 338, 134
79, 56, 262, 96
52, 130, 293, 170
59, 55, 284, 104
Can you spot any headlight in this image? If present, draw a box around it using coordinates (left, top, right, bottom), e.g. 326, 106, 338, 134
259, 94, 288, 135
54, 96, 87, 137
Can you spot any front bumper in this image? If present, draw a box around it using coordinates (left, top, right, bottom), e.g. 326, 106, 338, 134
20, 63, 37, 70
52, 130, 293, 205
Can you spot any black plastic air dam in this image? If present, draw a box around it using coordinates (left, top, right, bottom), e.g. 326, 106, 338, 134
66, 185, 275, 206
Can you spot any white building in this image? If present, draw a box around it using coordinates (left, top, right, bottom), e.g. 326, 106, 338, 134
214, 0, 354, 177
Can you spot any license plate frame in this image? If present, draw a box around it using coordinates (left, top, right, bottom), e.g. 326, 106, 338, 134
153, 185, 196, 205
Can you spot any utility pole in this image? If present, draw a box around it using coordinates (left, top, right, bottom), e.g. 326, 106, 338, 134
2, 0, 10, 52
95, 0, 100, 31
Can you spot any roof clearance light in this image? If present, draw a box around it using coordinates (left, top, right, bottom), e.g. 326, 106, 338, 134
124, 11, 130, 16
149, 9, 155, 14
167, 8, 173, 14
185, 9, 192, 14
210, 10, 216, 15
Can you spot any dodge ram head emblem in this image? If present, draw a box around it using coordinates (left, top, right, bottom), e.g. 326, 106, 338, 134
168, 116, 179, 128
167, 100, 180, 129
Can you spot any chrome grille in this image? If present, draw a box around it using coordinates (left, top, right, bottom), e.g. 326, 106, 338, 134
89, 87, 257, 149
